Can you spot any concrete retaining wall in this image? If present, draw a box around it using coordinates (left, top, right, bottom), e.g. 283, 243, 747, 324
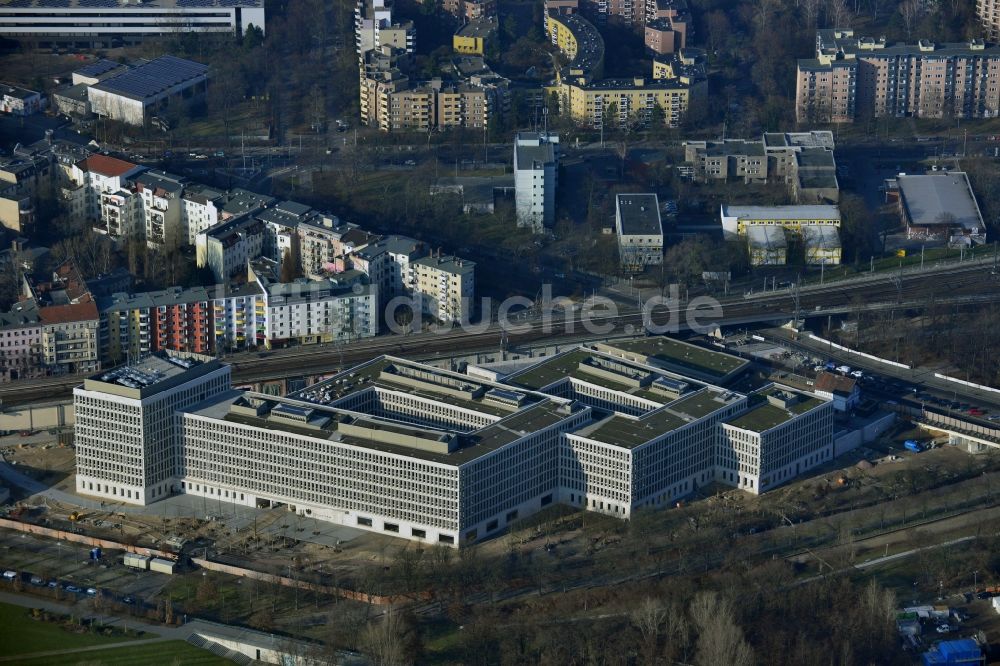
933, 373, 1000, 395
0, 402, 74, 431
0, 517, 174, 559
808, 334, 911, 369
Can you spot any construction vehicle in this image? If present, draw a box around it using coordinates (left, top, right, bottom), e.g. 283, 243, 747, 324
68, 511, 85, 522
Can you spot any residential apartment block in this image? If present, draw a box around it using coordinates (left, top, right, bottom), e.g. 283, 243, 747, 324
195, 214, 268, 283
547, 11, 704, 128
249, 260, 377, 346
411, 254, 476, 324
8, 260, 102, 376
796, 29, 1000, 123
444, 0, 497, 20
360, 68, 507, 132
355, 0, 414, 64
63, 154, 144, 226
978, 0, 1000, 41
683, 131, 839, 204
0, 84, 42, 116
74, 339, 833, 546
0, 305, 43, 382
212, 282, 266, 352
98, 286, 214, 366
514, 131, 560, 232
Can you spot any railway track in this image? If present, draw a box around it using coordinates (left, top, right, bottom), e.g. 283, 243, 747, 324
0, 262, 993, 405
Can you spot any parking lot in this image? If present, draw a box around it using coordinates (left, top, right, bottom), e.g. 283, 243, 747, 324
0, 531, 171, 609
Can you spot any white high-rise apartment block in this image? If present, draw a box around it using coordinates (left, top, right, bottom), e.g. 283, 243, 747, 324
75, 338, 834, 547
74, 352, 230, 506
513, 131, 559, 233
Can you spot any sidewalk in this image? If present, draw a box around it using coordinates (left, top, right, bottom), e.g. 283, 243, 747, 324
0, 589, 184, 639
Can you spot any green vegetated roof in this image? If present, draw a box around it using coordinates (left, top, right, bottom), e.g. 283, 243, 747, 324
610, 337, 747, 378
725, 388, 823, 433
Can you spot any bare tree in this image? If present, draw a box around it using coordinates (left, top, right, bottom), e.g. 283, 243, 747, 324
802, 0, 823, 28
630, 596, 666, 656
361, 607, 407, 666
689, 592, 755, 666
828, 0, 852, 27
898, 0, 922, 39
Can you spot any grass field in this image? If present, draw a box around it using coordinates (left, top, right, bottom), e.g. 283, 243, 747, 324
12, 640, 235, 665
0, 602, 149, 658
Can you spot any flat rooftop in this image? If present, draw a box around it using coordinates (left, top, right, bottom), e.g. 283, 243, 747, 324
725, 386, 824, 433
795, 148, 835, 168
722, 204, 841, 222
763, 131, 835, 150
617, 194, 662, 236
83, 351, 220, 399
510, 349, 637, 392
293, 357, 533, 419
602, 337, 748, 381
457, 17, 496, 38
199, 379, 579, 466
583, 409, 687, 448
0, 0, 261, 8
896, 172, 984, 231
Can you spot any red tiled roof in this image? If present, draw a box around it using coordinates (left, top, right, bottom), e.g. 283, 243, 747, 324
38, 300, 98, 325
77, 154, 137, 178
814, 371, 857, 395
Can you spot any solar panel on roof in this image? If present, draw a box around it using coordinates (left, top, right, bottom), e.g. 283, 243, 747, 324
94, 55, 208, 101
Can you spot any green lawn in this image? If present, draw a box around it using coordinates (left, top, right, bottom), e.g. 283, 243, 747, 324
0, 602, 150, 658
13, 640, 235, 665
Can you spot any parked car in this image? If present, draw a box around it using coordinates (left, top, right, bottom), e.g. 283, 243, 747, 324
64, 585, 81, 593
2, 570, 16, 580
29, 575, 43, 586
122, 595, 135, 605
850, 370, 864, 379
85, 587, 97, 596
935, 624, 952, 634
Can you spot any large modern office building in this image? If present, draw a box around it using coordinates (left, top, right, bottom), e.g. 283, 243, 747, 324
0, 0, 265, 47
74, 339, 833, 546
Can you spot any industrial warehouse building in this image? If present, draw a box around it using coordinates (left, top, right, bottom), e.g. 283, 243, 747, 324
74, 340, 834, 546
0, 0, 264, 48
88, 56, 209, 127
